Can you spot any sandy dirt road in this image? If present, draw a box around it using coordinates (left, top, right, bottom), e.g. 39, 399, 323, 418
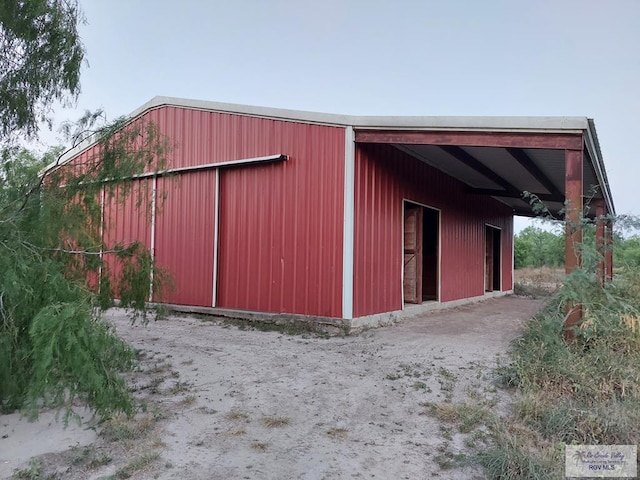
1, 296, 542, 479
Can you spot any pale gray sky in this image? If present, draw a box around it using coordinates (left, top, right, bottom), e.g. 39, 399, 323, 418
48, 0, 640, 230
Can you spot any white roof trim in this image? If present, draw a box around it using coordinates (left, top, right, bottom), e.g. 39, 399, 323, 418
141, 95, 591, 132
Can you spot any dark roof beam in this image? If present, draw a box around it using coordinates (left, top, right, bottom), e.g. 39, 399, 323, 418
355, 130, 584, 150
439, 145, 522, 196
505, 147, 563, 198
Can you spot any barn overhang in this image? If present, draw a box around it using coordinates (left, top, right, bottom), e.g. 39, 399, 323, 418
352, 122, 614, 220
351, 119, 615, 333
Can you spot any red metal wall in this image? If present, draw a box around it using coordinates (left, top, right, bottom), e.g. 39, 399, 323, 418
68, 105, 515, 319
102, 180, 153, 294
68, 107, 345, 314
139, 106, 342, 171
217, 123, 345, 317
153, 171, 216, 306
353, 143, 513, 318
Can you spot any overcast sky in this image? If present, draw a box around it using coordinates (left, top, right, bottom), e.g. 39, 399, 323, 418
47, 0, 640, 231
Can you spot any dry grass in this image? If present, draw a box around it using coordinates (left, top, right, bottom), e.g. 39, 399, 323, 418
168, 380, 190, 394
251, 442, 269, 451
426, 402, 462, 423
326, 428, 349, 439
261, 416, 291, 428
514, 266, 564, 284
225, 410, 249, 421
426, 402, 489, 433
100, 412, 159, 442
622, 314, 640, 334
115, 452, 160, 479
514, 267, 564, 297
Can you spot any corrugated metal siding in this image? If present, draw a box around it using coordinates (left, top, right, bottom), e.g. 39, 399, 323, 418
69, 104, 514, 319
353, 143, 513, 318
141, 107, 328, 170
57, 143, 102, 176
480, 200, 514, 294
102, 181, 153, 249
153, 171, 216, 306
102, 180, 153, 294
66, 107, 344, 316
217, 121, 345, 317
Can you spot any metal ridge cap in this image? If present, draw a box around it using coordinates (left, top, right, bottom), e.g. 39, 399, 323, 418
137, 96, 354, 126
350, 115, 590, 131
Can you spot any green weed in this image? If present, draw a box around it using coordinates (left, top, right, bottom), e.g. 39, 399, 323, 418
12, 460, 48, 480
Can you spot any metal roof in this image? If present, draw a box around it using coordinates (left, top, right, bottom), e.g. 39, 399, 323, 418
56, 95, 615, 217
137, 96, 592, 131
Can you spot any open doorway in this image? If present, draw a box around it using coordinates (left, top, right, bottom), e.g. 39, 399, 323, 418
485, 225, 501, 292
403, 201, 439, 304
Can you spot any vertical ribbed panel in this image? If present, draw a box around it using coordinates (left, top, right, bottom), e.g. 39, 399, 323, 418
103, 181, 153, 249
353, 143, 513, 317
68, 106, 345, 316
102, 180, 153, 292
67, 105, 516, 319
217, 121, 345, 317
143, 107, 295, 169
153, 171, 216, 306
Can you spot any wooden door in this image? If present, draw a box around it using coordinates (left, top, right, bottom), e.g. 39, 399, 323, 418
403, 205, 423, 304
485, 227, 494, 292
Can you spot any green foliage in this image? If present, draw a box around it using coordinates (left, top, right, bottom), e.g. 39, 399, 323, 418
490, 264, 640, 476
0, 0, 170, 423
490, 194, 640, 477
476, 431, 558, 480
516, 224, 640, 270
11, 459, 50, 480
27, 302, 135, 419
514, 226, 564, 269
0, 119, 169, 418
615, 235, 640, 268
0, 0, 84, 139
497, 276, 640, 448
502, 276, 640, 404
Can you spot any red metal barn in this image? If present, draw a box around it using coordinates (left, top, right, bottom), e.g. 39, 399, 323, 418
60, 97, 615, 329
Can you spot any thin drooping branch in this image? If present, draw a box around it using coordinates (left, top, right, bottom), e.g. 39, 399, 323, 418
43, 246, 137, 256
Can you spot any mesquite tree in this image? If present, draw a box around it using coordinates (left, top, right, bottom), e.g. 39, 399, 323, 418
0, 1, 169, 419
0, 0, 84, 140
0, 120, 169, 419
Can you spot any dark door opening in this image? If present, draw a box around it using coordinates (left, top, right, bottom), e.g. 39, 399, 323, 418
403, 202, 439, 304
485, 226, 501, 292
422, 207, 439, 301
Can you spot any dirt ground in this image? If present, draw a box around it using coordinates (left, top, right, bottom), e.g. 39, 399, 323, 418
1, 296, 543, 479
